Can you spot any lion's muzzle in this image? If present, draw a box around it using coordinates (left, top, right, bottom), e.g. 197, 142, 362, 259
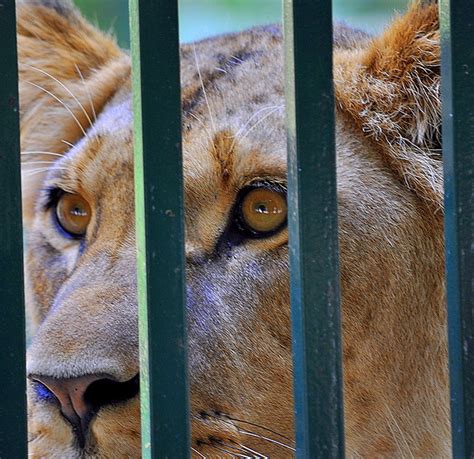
29, 373, 139, 447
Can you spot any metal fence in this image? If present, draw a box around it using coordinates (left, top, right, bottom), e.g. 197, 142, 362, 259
0, 0, 472, 457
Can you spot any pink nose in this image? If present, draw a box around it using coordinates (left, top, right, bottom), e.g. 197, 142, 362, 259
30, 373, 140, 448
32, 375, 103, 446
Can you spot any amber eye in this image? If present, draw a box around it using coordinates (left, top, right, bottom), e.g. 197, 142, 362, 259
56, 193, 91, 237
239, 187, 287, 235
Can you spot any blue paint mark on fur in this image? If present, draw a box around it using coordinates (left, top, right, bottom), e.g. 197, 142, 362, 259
34, 381, 56, 402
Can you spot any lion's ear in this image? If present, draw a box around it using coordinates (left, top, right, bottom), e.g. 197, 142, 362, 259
335, 1, 442, 209
17, 1, 130, 224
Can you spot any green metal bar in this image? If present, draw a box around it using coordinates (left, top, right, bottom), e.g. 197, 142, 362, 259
0, 0, 28, 457
129, 0, 190, 457
284, 1, 345, 457
440, 1, 474, 457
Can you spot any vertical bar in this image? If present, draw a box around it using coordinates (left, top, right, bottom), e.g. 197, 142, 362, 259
440, 1, 474, 457
0, 0, 28, 457
129, 1, 190, 457
284, 1, 344, 458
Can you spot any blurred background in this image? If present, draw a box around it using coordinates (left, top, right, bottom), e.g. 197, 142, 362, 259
73, 0, 410, 48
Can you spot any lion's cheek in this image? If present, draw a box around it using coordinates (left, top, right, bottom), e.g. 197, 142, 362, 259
28, 389, 78, 459
91, 398, 141, 459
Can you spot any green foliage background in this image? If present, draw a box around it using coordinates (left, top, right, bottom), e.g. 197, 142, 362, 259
73, 0, 409, 48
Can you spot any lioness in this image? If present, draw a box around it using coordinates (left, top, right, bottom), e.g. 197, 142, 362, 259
21, 0, 449, 457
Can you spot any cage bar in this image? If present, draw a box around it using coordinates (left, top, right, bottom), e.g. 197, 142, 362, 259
0, 0, 28, 457
129, 0, 190, 457
440, 1, 474, 457
284, 0, 345, 457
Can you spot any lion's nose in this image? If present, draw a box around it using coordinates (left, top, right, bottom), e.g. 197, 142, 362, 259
30, 374, 140, 448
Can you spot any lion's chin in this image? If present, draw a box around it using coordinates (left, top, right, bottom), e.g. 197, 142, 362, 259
29, 397, 141, 459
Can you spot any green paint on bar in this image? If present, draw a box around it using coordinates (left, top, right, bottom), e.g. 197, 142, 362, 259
0, 0, 28, 457
129, 0, 190, 457
284, 0, 345, 457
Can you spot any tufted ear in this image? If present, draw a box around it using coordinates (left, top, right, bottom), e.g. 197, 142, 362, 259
17, 1, 130, 223
334, 1, 442, 210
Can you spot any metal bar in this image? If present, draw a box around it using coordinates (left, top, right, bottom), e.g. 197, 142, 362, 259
129, 0, 190, 457
284, 1, 345, 457
440, 1, 474, 457
0, 0, 28, 457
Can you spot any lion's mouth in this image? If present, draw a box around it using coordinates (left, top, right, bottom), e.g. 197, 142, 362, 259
31, 374, 140, 448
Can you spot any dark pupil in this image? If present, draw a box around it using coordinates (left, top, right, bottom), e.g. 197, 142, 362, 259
255, 203, 268, 214
70, 205, 86, 217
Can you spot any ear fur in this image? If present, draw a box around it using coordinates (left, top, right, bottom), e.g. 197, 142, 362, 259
17, 1, 130, 223
334, 1, 442, 210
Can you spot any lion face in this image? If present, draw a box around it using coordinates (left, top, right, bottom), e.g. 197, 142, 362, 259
22, 2, 450, 458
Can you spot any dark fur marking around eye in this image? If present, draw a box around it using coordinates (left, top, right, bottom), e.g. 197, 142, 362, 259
213, 182, 287, 257
42, 186, 64, 211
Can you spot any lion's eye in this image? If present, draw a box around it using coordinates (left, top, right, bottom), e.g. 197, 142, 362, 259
239, 187, 287, 236
56, 193, 91, 237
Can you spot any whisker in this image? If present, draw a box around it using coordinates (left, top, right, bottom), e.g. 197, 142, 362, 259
191, 447, 206, 458
223, 415, 293, 443
229, 54, 244, 64
21, 151, 63, 158
188, 112, 215, 149
385, 402, 414, 458
24, 81, 90, 139
218, 441, 259, 458
214, 416, 294, 452
26, 64, 94, 128
230, 104, 283, 151
237, 106, 283, 145
22, 167, 68, 178
75, 64, 97, 122
61, 139, 75, 148
207, 443, 244, 458
193, 44, 217, 138
21, 161, 57, 166
21, 167, 53, 174
234, 442, 269, 458
233, 427, 295, 452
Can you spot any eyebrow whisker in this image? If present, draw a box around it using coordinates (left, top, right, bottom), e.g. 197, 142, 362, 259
21, 151, 63, 158
25, 64, 94, 128
75, 64, 97, 122
192, 44, 218, 157
21, 161, 57, 166
237, 105, 283, 146
24, 80, 90, 140
61, 139, 75, 148
22, 167, 68, 178
230, 104, 283, 151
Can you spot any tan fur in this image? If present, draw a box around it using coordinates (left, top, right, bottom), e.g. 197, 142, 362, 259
21, 1, 449, 457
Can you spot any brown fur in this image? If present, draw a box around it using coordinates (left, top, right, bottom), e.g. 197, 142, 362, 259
21, 1, 449, 457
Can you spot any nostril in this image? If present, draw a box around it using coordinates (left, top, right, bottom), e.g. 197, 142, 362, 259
30, 373, 140, 448
84, 374, 140, 409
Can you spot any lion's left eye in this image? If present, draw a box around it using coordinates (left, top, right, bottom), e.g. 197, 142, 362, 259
55, 193, 91, 237
238, 187, 287, 236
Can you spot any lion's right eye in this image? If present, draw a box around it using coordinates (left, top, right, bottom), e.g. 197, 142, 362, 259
237, 186, 287, 237
55, 193, 91, 237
